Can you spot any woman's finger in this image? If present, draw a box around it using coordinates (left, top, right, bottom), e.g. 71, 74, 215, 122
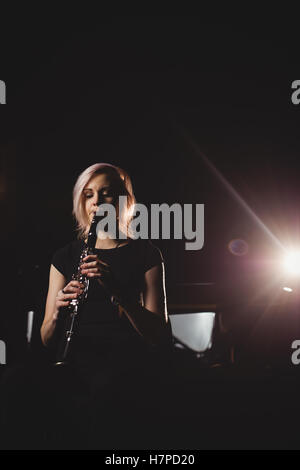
81, 262, 108, 271
69, 280, 84, 288
82, 255, 97, 262
81, 263, 109, 274
81, 267, 101, 274
60, 292, 80, 299
98, 259, 109, 268
63, 286, 83, 294
83, 255, 110, 268
57, 300, 70, 307
81, 261, 99, 268
63, 281, 84, 292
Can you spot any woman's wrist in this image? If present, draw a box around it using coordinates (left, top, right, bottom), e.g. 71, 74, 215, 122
41, 316, 58, 346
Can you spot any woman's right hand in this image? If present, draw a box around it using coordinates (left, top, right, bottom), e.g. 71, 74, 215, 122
53, 280, 84, 320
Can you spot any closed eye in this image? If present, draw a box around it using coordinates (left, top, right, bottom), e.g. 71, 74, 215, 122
83, 190, 114, 199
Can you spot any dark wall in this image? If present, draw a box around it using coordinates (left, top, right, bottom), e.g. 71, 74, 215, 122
1, 18, 300, 363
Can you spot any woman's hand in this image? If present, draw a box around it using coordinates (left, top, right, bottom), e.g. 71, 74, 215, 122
80, 254, 119, 296
53, 280, 84, 320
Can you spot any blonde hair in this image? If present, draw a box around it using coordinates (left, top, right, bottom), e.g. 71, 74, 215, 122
73, 163, 136, 239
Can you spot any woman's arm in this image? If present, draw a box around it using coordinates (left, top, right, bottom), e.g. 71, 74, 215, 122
40, 265, 66, 347
41, 266, 84, 347
116, 263, 173, 348
80, 254, 173, 347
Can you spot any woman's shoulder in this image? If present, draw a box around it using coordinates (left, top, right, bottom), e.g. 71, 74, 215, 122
51, 238, 84, 277
52, 238, 83, 258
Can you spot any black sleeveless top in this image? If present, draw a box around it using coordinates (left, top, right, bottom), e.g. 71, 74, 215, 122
51, 238, 163, 365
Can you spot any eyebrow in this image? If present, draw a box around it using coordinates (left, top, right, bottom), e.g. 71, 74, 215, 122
83, 186, 111, 192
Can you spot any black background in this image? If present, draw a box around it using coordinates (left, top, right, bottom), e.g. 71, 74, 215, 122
1, 18, 300, 348
1, 17, 300, 355
1, 17, 300, 449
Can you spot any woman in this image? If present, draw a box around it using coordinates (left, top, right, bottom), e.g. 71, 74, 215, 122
40, 163, 173, 448
41, 162, 172, 354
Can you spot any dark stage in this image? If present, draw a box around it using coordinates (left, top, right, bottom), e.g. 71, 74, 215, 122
1, 17, 300, 451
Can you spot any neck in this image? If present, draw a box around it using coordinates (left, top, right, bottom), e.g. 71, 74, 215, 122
84, 231, 129, 249
95, 237, 120, 249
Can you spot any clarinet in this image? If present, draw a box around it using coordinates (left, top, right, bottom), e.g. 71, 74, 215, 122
55, 215, 99, 365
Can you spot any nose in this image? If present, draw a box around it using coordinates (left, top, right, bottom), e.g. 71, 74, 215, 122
92, 192, 105, 208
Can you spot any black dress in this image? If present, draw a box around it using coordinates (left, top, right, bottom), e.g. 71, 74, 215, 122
51, 238, 167, 447
52, 237, 163, 365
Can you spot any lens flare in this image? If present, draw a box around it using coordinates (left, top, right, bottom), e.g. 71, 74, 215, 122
283, 252, 300, 276
283, 287, 293, 293
228, 239, 249, 257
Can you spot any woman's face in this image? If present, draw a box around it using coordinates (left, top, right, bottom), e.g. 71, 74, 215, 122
83, 172, 118, 224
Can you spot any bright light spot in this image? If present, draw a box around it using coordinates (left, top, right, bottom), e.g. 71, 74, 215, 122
283, 287, 293, 293
283, 252, 300, 276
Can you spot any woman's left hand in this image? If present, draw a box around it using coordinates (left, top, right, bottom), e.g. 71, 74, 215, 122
80, 254, 119, 295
